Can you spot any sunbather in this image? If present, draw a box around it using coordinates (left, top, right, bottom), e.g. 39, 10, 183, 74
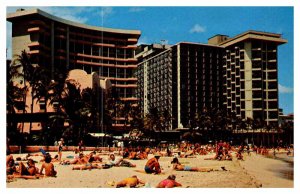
156, 175, 182, 188
116, 175, 145, 188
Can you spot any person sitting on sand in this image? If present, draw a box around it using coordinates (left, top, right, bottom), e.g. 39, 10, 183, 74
6, 151, 14, 167
39, 154, 57, 177
156, 174, 182, 188
171, 157, 226, 172
144, 154, 161, 174
116, 175, 145, 188
11, 159, 40, 179
7, 159, 40, 180
6, 157, 16, 175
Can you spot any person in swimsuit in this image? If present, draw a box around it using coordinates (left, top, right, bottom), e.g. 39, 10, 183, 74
39, 154, 57, 177
171, 157, 226, 172
156, 175, 182, 188
107, 154, 136, 167
58, 138, 64, 162
144, 154, 161, 174
116, 175, 145, 188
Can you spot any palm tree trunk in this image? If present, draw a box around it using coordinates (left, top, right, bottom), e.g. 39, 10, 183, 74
29, 88, 34, 135
21, 84, 27, 134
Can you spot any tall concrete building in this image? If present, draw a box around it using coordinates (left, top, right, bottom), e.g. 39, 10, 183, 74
137, 31, 287, 130
214, 31, 287, 126
7, 8, 141, 130
136, 42, 224, 130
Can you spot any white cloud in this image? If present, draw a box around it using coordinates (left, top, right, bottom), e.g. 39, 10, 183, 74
189, 24, 206, 33
278, 84, 293, 93
129, 7, 145, 12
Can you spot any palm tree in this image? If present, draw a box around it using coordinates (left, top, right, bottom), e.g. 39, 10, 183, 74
7, 71, 26, 145
11, 50, 34, 133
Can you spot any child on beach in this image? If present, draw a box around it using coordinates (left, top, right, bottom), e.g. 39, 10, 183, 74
39, 154, 57, 177
156, 175, 182, 188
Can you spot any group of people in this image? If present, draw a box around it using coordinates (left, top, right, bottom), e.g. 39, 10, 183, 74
116, 174, 182, 188
6, 138, 251, 187
6, 151, 57, 180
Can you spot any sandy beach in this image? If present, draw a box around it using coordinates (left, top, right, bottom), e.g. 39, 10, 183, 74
6, 151, 293, 188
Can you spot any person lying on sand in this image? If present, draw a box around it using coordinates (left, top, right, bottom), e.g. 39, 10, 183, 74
9, 159, 41, 179
171, 157, 227, 172
39, 154, 57, 177
204, 146, 225, 160
72, 163, 103, 170
107, 154, 136, 167
60, 153, 87, 165
40, 153, 59, 163
180, 150, 195, 158
156, 174, 182, 188
89, 152, 103, 162
116, 175, 145, 188
128, 150, 147, 160
144, 154, 161, 174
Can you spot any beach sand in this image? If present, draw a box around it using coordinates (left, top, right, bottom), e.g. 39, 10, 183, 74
6, 151, 293, 188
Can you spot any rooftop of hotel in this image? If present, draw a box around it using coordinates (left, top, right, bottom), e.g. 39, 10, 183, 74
7, 8, 141, 37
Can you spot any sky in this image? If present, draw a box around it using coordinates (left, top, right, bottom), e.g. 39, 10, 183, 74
6, 6, 294, 114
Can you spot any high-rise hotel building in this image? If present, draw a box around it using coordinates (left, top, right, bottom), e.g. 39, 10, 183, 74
136, 43, 224, 130
137, 31, 287, 130
213, 31, 287, 127
7, 9, 141, 129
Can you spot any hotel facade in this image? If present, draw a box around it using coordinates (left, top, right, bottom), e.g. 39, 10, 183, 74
7, 9, 287, 134
7, 9, 141, 131
137, 31, 287, 130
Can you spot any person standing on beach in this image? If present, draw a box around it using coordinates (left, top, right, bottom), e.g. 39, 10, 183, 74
58, 138, 64, 162
78, 139, 84, 152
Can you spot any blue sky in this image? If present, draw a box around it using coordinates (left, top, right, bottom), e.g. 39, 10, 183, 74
6, 6, 294, 114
